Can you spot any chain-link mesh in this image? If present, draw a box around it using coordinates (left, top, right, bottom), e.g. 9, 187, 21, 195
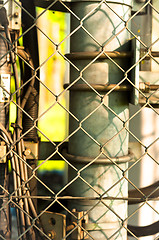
0, 0, 159, 239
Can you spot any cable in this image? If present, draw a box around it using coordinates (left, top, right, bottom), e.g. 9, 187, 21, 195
0, 123, 36, 239
0, 6, 45, 239
17, 48, 36, 110
1, 14, 36, 240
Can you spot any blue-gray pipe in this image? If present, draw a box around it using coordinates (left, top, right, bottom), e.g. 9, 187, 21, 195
68, 1, 132, 239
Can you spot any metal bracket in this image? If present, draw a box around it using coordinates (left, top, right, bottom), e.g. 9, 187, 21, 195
70, 209, 89, 240
132, 0, 147, 13
40, 211, 66, 239
5, 0, 21, 31
0, 142, 6, 163
0, 74, 10, 102
139, 71, 159, 105
130, 37, 140, 105
23, 141, 38, 160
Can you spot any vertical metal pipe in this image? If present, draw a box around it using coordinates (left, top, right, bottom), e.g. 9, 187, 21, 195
68, 1, 132, 239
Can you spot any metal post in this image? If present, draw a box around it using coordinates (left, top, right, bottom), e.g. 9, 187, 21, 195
67, 0, 132, 239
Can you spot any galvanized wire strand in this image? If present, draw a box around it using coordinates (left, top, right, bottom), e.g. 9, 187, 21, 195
146, 102, 159, 115
125, 126, 146, 148
10, 139, 42, 237
144, 51, 159, 69
68, 223, 96, 240
18, 50, 36, 110
57, 100, 80, 121
125, 102, 147, 124
146, 151, 159, 166
125, 227, 139, 240
149, 2, 159, 14
34, 150, 59, 172
57, 151, 79, 171
35, 75, 57, 97
35, 0, 59, 21
0, 128, 25, 237
0, 138, 34, 228
125, 201, 146, 224
125, 25, 148, 49
81, 0, 105, 23
0, 131, 18, 198
2, 22, 43, 239
59, 0, 80, 20
57, 50, 80, 71
148, 37, 159, 51
148, 88, 159, 101
100, 175, 126, 198
102, 76, 129, 96
12, 133, 27, 239
0, 234, 6, 240
1, 1, 159, 239
80, 101, 103, 125
80, 126, 101, 147
36, 25, 57, 46
104, 0, 127, 23
128, 181, 159, 204
101, 127, 127, 152
126, 51, 150, 75
145, 200, 159, 216
128, 0, 151, 22
125, 152, 147, 176
0, 194, 147, 202
17, 139, 35, 239
102, 102, 125, 123
124, 176, 147, 201
99, 198, 124, 222
0, 0, 9, 8
146, 136, 159, 150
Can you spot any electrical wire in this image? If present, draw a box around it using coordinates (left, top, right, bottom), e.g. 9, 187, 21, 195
0, 6, 46, 239
0, 8, 44, 239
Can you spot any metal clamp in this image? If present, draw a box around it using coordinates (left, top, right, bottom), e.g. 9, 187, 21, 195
23, 141, 38, 160
64, 83, 131, 92
0, 142, 6, 163
40, 211, 66, 239
65, 51, 132, 60
69, 209, 88, 240
62, 148, 134, 165
7, 0, 22, 30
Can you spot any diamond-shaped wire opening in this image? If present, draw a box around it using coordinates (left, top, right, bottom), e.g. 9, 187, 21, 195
1, 0, 159, 239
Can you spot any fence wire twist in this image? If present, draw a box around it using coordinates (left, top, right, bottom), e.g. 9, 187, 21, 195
0, 0, 159, 239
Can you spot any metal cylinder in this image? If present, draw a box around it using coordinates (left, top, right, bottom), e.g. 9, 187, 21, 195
68, 1, 132, 239
70, 1, 131, 52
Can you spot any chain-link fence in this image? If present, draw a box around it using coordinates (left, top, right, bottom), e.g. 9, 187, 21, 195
0, 0, 159, 239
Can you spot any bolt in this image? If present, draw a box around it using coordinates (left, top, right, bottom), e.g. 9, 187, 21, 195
1, 142, 5, 146
47, 231, 56, 239
14, 12, 19, 18
47, 233, 52, 238
23, 148, 31, 156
